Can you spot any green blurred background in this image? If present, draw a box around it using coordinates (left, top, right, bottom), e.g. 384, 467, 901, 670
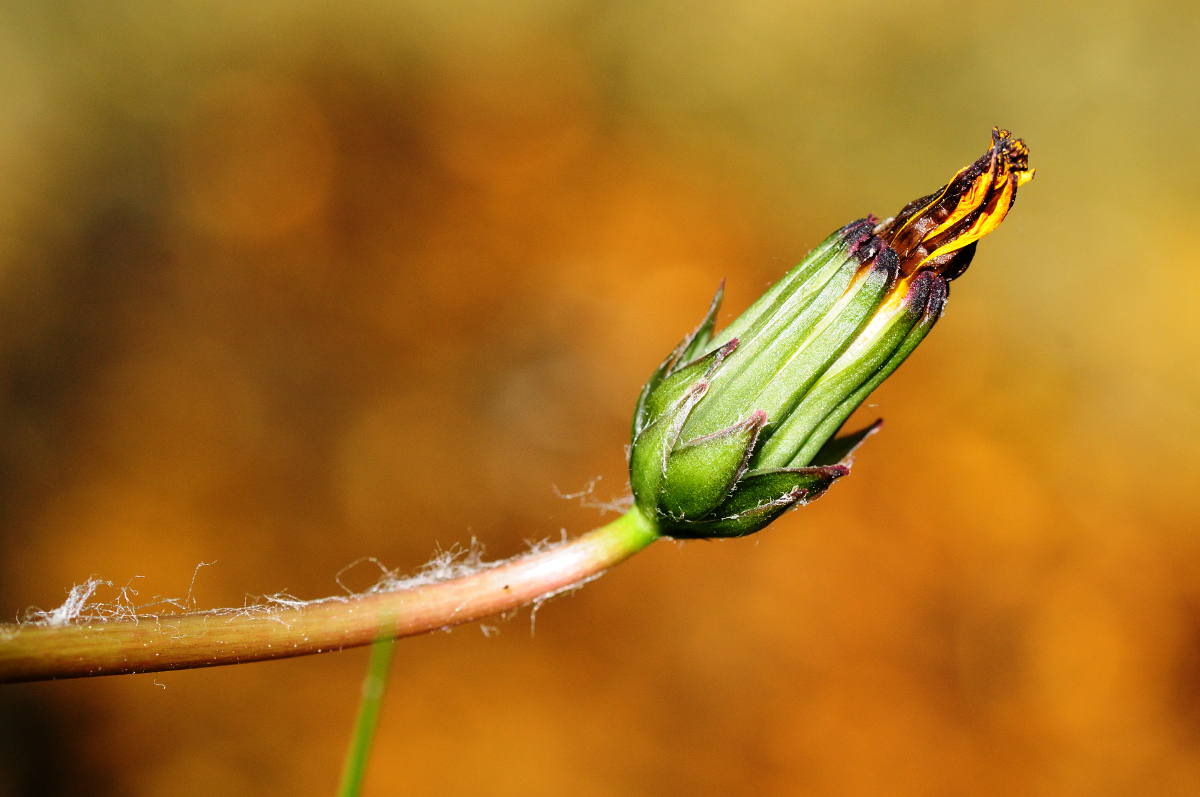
1, 1, 1199, 795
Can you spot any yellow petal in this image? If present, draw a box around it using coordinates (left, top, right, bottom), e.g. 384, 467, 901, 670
922, 174, 1016, 264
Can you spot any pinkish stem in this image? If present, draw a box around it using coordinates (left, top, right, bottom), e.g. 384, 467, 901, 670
0, 507, 660, 683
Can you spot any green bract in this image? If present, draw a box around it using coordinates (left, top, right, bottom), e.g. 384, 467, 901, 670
629, 219, 947, 538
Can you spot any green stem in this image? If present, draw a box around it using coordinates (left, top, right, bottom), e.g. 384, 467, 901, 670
337, 637, 395, 797
0, 506, 660, 683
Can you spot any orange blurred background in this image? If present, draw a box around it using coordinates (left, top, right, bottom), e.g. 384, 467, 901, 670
2, 1, 1200, 795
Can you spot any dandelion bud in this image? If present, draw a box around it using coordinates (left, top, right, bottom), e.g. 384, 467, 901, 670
629, 128, 1033, 538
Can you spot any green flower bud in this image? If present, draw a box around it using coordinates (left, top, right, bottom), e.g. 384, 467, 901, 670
630, 128, 1033, 538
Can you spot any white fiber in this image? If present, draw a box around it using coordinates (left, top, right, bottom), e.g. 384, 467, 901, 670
552, 476, 633, 515
17, 524, 596, 631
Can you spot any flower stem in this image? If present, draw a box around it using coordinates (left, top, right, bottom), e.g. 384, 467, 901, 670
0, 506, 660, 683
336, 637, 395, 797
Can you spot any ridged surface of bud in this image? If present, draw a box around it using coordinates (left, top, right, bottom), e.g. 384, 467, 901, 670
629, 129, 1033, 538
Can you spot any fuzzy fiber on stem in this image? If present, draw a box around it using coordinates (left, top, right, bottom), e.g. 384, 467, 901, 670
0, 507, 660, 684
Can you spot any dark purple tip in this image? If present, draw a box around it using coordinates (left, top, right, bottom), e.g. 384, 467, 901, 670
901, 269, 936, 312
871, 244, 900, 279
923, 274, 949, 321
838, 218, 877, 255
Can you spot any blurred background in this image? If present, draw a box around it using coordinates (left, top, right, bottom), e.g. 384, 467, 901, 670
1, 1, 1198, 794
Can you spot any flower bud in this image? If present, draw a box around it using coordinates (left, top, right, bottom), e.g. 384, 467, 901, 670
630, 128, 1033, 538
